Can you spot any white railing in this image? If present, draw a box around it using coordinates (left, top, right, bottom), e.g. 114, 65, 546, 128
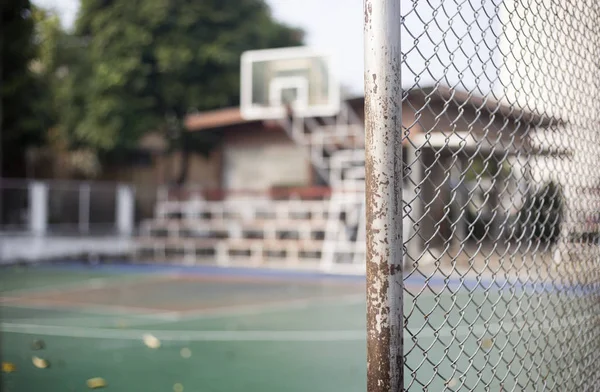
0, 179, 137, 236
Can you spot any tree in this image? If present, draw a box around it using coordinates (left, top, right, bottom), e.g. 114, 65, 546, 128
0, 0, 41, 177
13, 7, 101, 179
72, 0, 303, 183
516, 181, 564, 244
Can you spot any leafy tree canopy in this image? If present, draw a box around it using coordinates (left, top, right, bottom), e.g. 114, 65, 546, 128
71, 0, 304, 153
1, 0, 39, 175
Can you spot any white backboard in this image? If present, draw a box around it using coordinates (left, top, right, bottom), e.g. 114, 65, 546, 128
240, 47, 340, 120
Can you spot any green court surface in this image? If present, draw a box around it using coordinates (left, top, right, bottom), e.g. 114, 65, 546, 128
0, 265, 593, 391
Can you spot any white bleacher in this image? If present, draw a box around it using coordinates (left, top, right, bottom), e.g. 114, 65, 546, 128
136, 102, 370, 274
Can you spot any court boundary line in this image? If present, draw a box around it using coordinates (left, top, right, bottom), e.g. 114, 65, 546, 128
0, 293, 365, 327
1, 271, 366, 322
4, 263, 594, 295
0, 273, 179, 298
173, 293, 365, 321
0, 302, 180, 320
0, 294, 367, 344
2, 314, 595, 342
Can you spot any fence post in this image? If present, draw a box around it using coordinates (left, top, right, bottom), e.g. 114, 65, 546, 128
29, 181, 48, 236
116, 185, 135, 236
79, 183, 91, 234
406, 144, 422, 262
364, 0, 403, 391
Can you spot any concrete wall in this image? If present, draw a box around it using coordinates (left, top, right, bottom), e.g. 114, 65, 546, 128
222, 128, 310, 191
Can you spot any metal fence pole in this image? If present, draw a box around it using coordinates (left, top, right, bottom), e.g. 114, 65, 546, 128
116, 185, 135, 236
79, 183, 90, 235
29, 181, 48, 236
364, 0, 403, 391
405, 144, 422, 262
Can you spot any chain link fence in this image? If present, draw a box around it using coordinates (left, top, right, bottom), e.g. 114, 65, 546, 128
365, 0, 600, 390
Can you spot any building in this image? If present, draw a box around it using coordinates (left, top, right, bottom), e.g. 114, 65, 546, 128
136, 85, 554, 272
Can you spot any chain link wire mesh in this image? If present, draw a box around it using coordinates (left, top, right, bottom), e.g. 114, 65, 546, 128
371, 0, 600, 390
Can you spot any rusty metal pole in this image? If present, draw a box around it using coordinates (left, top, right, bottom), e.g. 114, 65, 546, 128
364, 0, 403, 391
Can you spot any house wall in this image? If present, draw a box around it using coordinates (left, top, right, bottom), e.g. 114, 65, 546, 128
97, 123, 311, 206
221, 127, 311, 191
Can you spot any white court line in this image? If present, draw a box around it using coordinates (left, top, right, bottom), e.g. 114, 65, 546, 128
2, 314, 595, 342
0, 274, 178, 299
0, 278, 113, 297
0, 302, 180, 320
0, 294, 365, 329
173, 293, 365, 322
1, 274, 364, 324
0, 273, 174, 297
1, 323, 364, 341
403, 314, 597, 341
0, 315, 166, 328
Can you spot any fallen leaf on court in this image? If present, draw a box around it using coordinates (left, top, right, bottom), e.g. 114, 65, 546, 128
143, 333, 161, 349
32, 356, 50, 369
180, 347, 192, 359
2, 362, 16, 373
446, 378, 457, 388
480, 338, 493, 350
31, 339, 45, 350
173, 383, 184, 392
86, 377, 107, 389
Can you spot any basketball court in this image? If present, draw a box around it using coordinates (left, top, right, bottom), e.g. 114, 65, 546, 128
2, 31, 598, 392
1, 263, 588, 392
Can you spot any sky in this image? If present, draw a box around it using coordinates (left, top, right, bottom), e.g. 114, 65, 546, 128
32, 0, 501, 96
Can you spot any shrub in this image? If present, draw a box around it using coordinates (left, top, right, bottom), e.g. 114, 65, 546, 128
517, 181, 564, 244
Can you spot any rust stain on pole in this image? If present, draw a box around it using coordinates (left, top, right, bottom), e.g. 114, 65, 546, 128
364, 0, 403, 391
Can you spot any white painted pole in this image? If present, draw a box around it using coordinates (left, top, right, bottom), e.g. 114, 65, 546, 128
406, 144, 422, 262
454, 160, 468, 248
364, 0, 403, 391
79, 183, 90, 234
29, 181, 48, 236
116, 185, 135, 236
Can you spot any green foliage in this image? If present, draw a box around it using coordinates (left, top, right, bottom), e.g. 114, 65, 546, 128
1, 0, 40, 175
23, 8, 102, 178
517, 181, 564, 244
464, 156, 510, 182
71, 0, 303, 155
2, 4, 99, 177
30, 8, 79, 136
3, 0, 302, 180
